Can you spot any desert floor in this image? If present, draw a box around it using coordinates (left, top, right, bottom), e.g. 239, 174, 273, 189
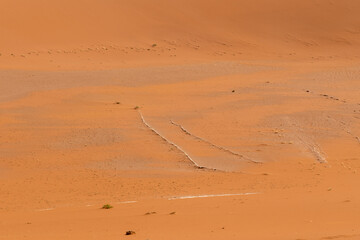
1, 1, 360, 239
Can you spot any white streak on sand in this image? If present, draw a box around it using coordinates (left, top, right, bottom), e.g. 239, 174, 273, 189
168, 192, 259, 200
36, 208, 55, 212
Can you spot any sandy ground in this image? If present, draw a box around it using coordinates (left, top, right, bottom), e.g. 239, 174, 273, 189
1, 1, 360, 239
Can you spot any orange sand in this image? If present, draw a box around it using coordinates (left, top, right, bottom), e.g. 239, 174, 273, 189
1, 1, 360, 239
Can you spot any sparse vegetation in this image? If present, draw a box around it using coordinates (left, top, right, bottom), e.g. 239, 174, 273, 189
102, 204, 113, 209
134, 106, 140, 110
152, 43, 157, 47
125, 230, 136, 235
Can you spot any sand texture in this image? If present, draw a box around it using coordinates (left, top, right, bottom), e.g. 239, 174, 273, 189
1, 1, 360, 239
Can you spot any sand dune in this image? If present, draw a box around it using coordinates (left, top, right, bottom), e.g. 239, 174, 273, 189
1, 0, 360, 69
1, 1, 360, 239
2, 0, 360, 48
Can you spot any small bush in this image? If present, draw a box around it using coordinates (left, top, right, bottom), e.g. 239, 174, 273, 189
102, 204, 113, 209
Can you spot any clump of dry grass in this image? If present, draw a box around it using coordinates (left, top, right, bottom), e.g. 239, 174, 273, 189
102, 204, 113, 209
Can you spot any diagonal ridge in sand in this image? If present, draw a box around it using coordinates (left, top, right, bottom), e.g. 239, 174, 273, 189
304, 141, 327, 163
170, 120, 261, 164
137, 111, 217, 171
290, 130, 327, 164
279, 117, 327, 163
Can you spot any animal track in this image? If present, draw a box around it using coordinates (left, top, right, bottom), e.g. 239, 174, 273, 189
304, 89, 346, 103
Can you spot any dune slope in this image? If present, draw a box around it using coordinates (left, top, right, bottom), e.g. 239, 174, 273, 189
1, 0, 360, 69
